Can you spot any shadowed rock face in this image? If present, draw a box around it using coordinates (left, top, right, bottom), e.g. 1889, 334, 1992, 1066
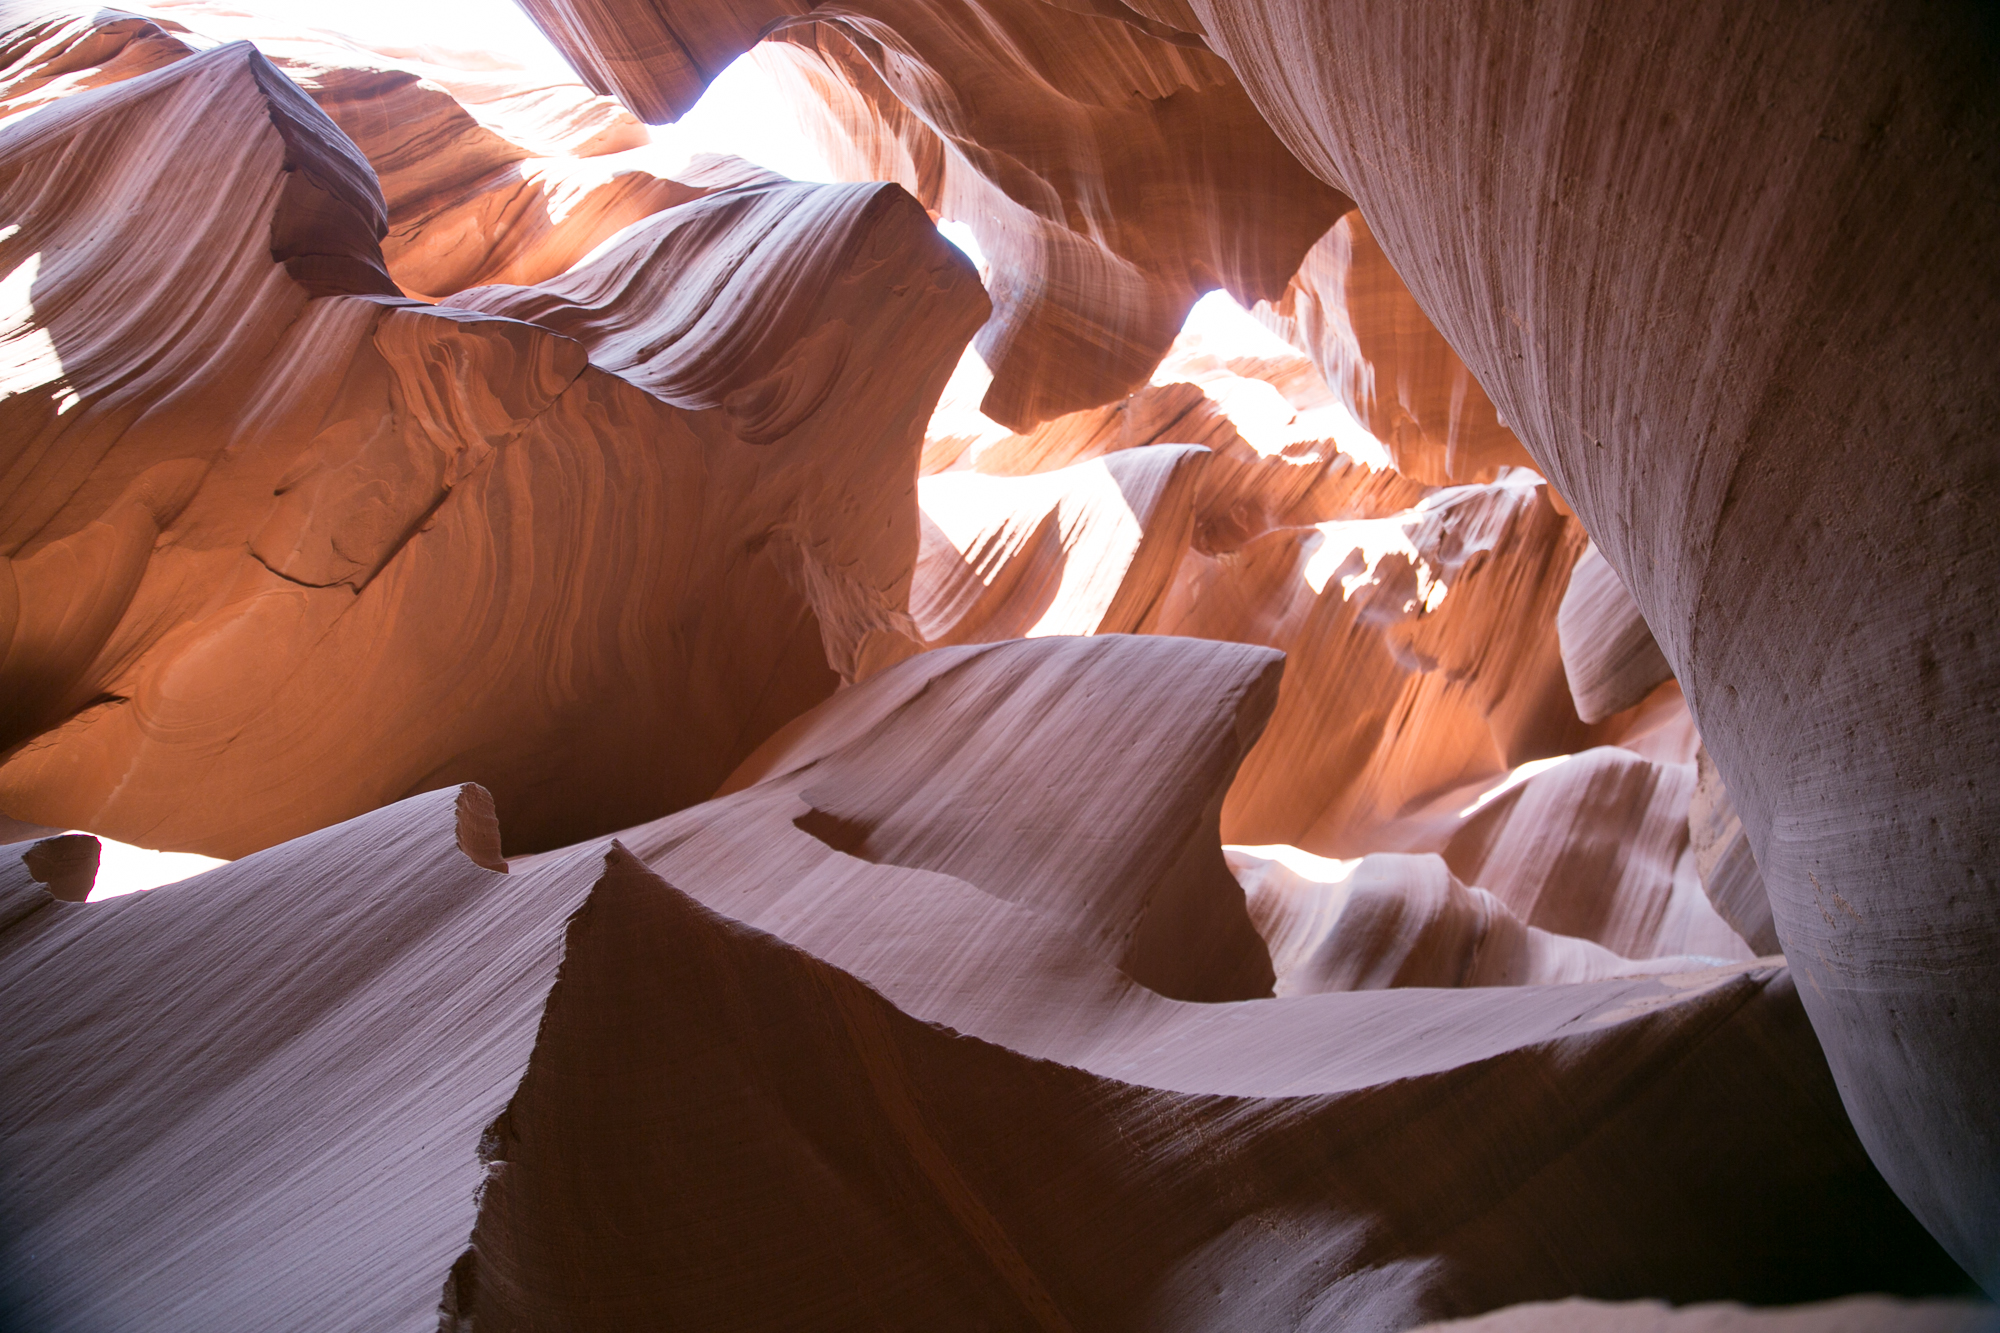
0, 641, 1972, 1329
0, 32, 987, 855
520, 0, 2000, 1288
1162, 0, 2000, 1283
1, 0, 1995, 1321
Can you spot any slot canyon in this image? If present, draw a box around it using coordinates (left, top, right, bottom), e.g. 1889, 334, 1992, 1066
0, 0, 1994, 1327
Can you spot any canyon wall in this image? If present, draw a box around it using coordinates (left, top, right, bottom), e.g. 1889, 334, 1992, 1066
513, 0, 2000, 1288
0, 19, 984, 854
0, 0, 1993, 1323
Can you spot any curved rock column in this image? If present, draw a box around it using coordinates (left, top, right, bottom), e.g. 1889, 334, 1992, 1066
1180, 0, 2000, 1282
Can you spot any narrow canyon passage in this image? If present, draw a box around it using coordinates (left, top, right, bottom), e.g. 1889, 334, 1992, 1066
0, 1, 1993, 1327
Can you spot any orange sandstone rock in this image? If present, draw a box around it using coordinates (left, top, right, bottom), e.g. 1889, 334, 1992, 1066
0, 639, 1968, 1328
1255, 211, 1539, 486
1175, 0, 2000, 1273
518, 0, 1348, 426
0, 40, 985, 855
4, 4, 709, 298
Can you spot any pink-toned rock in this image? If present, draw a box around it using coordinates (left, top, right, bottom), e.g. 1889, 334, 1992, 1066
1409, 1296, 1996, 1333
1227, 843, 1725, 993
913, 445, 1206, 646
1170, 0, 2000, 1275
0, 39, 984, 855
1689, 745, 1778, 956
1256, 210, 1540, 485
4, 4, 710, 298
1560, 542, 1678, 725
2, 830, 98, 901
522, 0, 1348, 427
0, 637, 1968, 1327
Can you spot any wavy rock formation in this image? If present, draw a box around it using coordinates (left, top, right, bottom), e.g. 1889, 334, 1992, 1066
3, 0, 1994, 1317
3, 4, 707, 298
1, 638, 1967, 1329
1227, 843, 1716, 994
1689, 746, 1778, 956
1254, 211, 1539, 486
1558, 544, 1678, 725
535, 0, 2000, 1277
913, 445, 1206, 646
0, 37, 985, 854
517, 0, 1349, 427
909, 343, 1749, 974
1438, 745, 1747, 962
1161, 470, 1594, 852
1156, 0, 2000, 1277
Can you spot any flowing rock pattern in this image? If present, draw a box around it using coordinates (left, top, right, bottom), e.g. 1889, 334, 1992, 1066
0, 641, 1971, 1329
0, 33, 985, 854
520, 0, 2000, 1286
1, 0, 1995, 1322
1408, 1297, 1998, 1333
3, 3, 709, 298
1688, 746, 1778, 956
515, 0, 1349, 426
1155, 0, 2000, 1279
1254, 211, 1539, 486
1558, 544, 1678, 725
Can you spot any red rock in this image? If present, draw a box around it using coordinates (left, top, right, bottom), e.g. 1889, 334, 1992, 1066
6, 4, 711, 298
1171, 0, 2000, 1275
5, 0, 1995, 1311
1256, 211, 1540, 486
0, 38, 985, 854
519, 0, 1349, 426
0, 638, 1969, 1326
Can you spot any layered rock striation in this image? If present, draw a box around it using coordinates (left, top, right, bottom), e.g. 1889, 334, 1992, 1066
519, 0, 2000, 1287
0, 639, 1969, 1329
1, 0, 1994, 1322
0, 28, 985, 854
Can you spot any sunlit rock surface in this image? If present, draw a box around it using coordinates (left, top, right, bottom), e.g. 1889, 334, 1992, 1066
0, 642, 1969, 1328
522, 0, 2000, 1286
0, 0, 1994, 1322
32, 0, 711, 298
1137, 0, 2000, 1280
516, 0, 1348, 427
0, 30, 985, 855
1254, 210, 1539, 486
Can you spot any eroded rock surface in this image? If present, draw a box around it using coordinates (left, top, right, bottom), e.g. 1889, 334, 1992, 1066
1254, 210, 1539, 486
0, 641, 1970, 1329
517, 0, 2000, 1283
516, 0, 1348, 427
1157, 0, 2000, 1279
0, 32, 985, 855
2, 0, 1994, 1319
6, 2, 710, 298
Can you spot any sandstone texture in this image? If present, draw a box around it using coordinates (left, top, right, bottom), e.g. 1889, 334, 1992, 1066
0, 17, 983, 854
1152, 0, 2000, 1282
0, 0, 1994, 1324
1409, 1297, 1998, 1333
519, 0, 1350, 427
0, 642, 1971, 1328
